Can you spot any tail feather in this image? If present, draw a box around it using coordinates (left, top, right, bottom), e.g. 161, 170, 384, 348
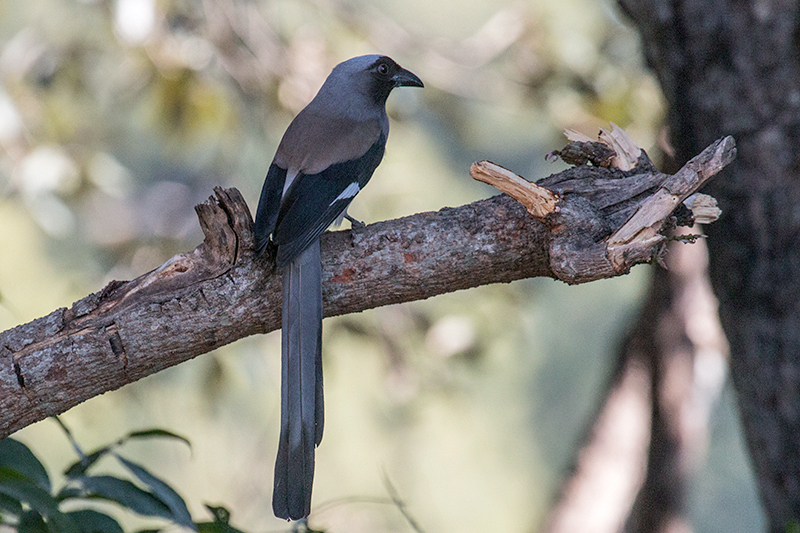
273, 241, 323, 521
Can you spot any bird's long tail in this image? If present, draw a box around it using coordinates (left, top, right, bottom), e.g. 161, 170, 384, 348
273, 240, 324, 521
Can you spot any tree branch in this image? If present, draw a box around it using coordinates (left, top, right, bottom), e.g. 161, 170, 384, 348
0, 136, 735, 438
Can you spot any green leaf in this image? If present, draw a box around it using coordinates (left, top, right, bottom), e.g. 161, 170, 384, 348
0, 468, 58, 517
0, 468, 79, 533
123, 430, 191, 452
115, 455, 196, 531
64, 448, 111, 479
195, 505, 245, 533
55, 486, 84, 501
196, 522, 241, 533
65, 509, 124, 533
64, 428, 191, 480
204, 505, 230, 524
18, 510, 48, 533
67, 476, 172, 521
64, 446, 112, 478
0, 439, 51, 491
0, 492, 23, 517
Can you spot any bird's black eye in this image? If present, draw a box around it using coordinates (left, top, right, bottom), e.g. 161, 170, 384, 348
377, 63, 389, 75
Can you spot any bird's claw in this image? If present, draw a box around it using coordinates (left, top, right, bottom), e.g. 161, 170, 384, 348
345, 214, 366, 229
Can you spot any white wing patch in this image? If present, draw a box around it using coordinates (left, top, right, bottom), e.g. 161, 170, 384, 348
333, 182, 360, 204
282, 169, 299, 197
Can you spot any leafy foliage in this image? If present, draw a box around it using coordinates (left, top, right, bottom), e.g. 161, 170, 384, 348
0, 419, 245, 533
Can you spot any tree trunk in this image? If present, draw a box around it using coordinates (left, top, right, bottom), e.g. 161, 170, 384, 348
619, 0, 800, 530
542, 234, 727, 533
625, 235, 728, 533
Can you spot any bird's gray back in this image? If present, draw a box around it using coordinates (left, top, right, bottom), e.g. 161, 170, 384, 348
273, 110, 386, 176
272, 55, 393, 176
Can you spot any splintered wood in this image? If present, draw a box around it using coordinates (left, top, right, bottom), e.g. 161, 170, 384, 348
471, 124, 734, 283
684, 193, 722, 224
470, 161, 558, 219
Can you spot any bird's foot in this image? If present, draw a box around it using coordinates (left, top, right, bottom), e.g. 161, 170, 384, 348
345, 214, 366, 229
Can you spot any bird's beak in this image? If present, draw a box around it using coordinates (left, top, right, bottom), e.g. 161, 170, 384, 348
393, 67, 424, 88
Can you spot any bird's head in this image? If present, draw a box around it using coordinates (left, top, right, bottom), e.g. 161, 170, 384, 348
320, 55, 423, 112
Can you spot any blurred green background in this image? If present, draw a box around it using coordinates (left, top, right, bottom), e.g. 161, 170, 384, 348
0, 0, 762, 531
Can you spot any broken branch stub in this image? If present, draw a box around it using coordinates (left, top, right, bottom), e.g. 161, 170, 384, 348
472, 128, 735, 284
470, 161, 558, 218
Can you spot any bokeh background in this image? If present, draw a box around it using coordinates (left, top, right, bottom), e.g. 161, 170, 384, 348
0, 0, 762, 531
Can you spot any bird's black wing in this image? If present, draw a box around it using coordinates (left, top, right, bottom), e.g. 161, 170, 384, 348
254, 163, 288, 257
272, 133, 387, 268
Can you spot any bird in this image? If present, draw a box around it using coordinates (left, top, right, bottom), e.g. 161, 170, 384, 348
253, 55, 423, 521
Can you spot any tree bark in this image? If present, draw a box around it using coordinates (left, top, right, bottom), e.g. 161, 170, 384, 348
0, 138, 733, 441
619, 0, 800, 530
0, 189, 548, 439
